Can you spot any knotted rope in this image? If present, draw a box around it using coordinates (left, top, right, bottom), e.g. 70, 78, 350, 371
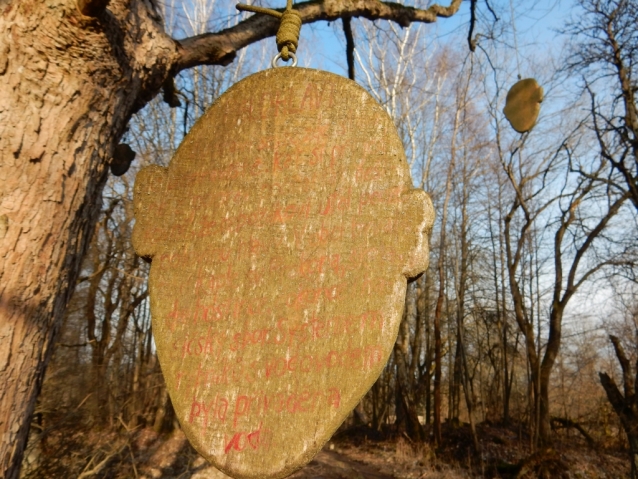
237, 0, 301, 62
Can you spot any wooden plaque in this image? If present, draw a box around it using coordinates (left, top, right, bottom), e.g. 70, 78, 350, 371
503, 78, 543, 133
133, 68, 434, 479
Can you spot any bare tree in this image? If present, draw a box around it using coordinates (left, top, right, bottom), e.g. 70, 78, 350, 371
83, 193, 148, 425
354, 22, 458, 444
501, 125, 633, 445
565, 0, 638, 211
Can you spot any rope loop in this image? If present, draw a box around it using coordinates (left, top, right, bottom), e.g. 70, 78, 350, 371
237, 1, 302, 63
276, 10, 301, 61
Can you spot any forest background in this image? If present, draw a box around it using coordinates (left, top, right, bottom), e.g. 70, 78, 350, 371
14, 0, 638, 477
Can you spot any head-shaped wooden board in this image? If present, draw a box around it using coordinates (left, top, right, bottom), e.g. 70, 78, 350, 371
132, 67, 435, 479
503, 78, 543, 133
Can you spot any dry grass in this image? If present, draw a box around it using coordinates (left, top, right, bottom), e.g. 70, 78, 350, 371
20, 421, 632, 478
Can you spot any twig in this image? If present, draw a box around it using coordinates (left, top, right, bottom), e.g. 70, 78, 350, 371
75, 393, 93, 410
128, 443, 139, 479
77, 445, 125, 479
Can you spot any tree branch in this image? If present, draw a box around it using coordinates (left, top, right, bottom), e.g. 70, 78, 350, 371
563, 191, 630, 304
173, 0, 462, 73
550, 416, 596, 447
599, 371, 626, 417
77, 445, 126, 479
342, 16, 355, 81
467, 0, 477, 51
610, 334, 635, 401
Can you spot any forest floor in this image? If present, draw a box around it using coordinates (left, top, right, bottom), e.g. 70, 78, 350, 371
22, 420, 631, 478
127, 422, 629, 479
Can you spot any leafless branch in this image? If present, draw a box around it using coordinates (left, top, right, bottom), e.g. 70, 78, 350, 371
173, 0, 462, 73
77, 445, 126, 479
467, 0, 477, 51
550, 416, 596, 447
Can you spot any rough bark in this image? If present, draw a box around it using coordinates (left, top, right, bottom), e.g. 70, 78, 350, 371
0, 2, 176, 476
0, 0, 464, 476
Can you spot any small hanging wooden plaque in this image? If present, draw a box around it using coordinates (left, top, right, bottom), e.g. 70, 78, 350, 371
133, 68, 434, 479
503, 78, 543, 133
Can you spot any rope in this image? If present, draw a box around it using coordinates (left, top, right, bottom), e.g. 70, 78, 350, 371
509, 0, 521, 79
237, 1, 301, 61
276, 10, 301, 60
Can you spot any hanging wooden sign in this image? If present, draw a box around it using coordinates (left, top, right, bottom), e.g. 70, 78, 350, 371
503, 78, 543, 133
132, 67, 434, 478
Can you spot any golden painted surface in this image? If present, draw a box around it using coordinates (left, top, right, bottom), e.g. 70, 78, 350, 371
503, 78, 543, 133
133, 68, 434, 479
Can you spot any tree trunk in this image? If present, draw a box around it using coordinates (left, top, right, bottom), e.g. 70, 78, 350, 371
600, 369, 638, 479
432, 155, 454, 444
394, 293, 425, 442
0, 2, 175, 477
599, 335, 638, 479
534, 303, 564, 445
629, 437, 638, 479
450, 337, 462, 422
411, 272, 432, 429
537, 359, 555, 445
433, 280, 443, 444
153, 387, 176, 435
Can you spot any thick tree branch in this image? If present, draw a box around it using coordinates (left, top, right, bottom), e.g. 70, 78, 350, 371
550, 416, 596, 447
173, 0, 462, 73
610, 334, 635, 401
599, 371, 627, 416
467, 0, 477, 51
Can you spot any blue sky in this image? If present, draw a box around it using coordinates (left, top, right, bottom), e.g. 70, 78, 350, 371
276, 0, 575, 77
